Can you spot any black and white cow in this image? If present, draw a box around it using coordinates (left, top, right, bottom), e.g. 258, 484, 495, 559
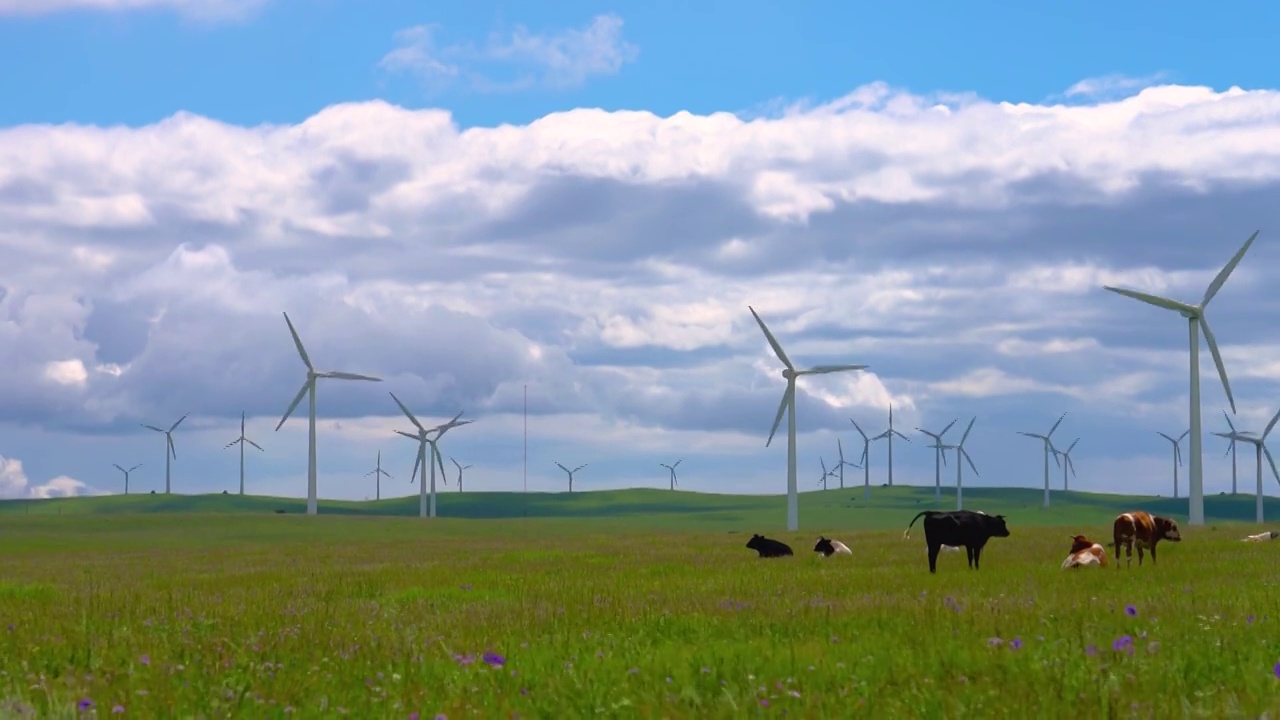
903, 510, 1011, 573
813, 536, 852, 557
745, 533, 794, 558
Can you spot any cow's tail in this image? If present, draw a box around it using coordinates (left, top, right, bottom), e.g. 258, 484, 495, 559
903, 511, 936, 540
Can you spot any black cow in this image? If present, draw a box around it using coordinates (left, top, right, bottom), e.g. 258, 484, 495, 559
745, 533, 793, 558
903, 510, 1011, 573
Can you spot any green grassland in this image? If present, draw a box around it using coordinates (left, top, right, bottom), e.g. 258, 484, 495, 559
1, 489, 1279, 717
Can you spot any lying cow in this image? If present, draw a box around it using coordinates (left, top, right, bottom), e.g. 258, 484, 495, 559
745, 534, 793, 558
903, 510, 1011, 573
813, 537, 851, 557
1112, 511, 1181, 567
1242, 530, 1280, 542
1061, 534, 1109, 569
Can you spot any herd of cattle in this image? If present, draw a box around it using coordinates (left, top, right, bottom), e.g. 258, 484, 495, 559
745, 509, 1279, 573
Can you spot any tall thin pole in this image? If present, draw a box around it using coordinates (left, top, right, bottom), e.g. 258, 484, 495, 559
523, 384, 528, 518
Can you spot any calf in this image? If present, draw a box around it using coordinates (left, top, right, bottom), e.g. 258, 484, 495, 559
1242, 530, 1280, 542
745, 534, 793, 558
813, 536, 852, 557
903, 510, 1011, 573
1061, 534, 1109, 569
1112, 511, 1181, 567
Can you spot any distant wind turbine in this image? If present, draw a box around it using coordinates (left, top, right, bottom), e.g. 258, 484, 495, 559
873, 404, 910, 487
275, 312, 383, 516
112, 463, 141, 495
936, 417, 979, 511
1052, 438, 1080, 491
659, 459, 682, 490
916, 418, 958, 501
849, 418, 874, 500
817, 457, 833, 491
1018, 412, 1066, 508
390, 392, 470, 518
224, 411, 263, 496
365, 451, 392, 501
451, 458, 472, 492
1221, 411, 1240, 494
141, 414, 186, 494
1157, 430, 1189, 499
834, 437, 860, 490
1213, 405, 1280, 523
556, 462, 587, 492
749, 305, 868, 532
1103, 230, 1259, 526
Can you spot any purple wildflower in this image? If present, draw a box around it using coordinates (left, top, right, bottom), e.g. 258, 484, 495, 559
112, 706, 125, 714
77, 699, 94, 711
1274, 662, 1280, 680
408, 713, 419, 720
759, 699, 770, 707
138, 654, 150, 666
1085, 644, 1098, 656
987, 637, 1003, 647
435, 715, 447, 720
1010, 637, 1023, 650
1125, 604, 1137, 617
1248, 615, 1257, 625
454, 653, 475, 666
482, 652, 505, 667
1113, 635, 1135, 654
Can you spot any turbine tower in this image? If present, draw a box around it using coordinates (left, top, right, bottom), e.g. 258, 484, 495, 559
936, 417, 978, 511
1213, 405, 1280, 523
556, 462, 587, 493
817, 457, 833, 491
659, 459, 682, 490
916, 418, 958, 501
1221, 411, 1240, 494
834, 437, 860, 490
749, 306, 868, 532
1052, 438, 1080, 491
872, 404, 911, 487
849, 418, 874, 500
1018, 412, 1066, 508
224, 411, 263, 496
141, 414, 186, 494
365, 451, 392, 501
390, 392, 470, 518
451, 458, 472, 492
1103, 230, 1259, 525
275, 312, 383, 516
1157, 429, 1189, 499
112, 463, 141, 495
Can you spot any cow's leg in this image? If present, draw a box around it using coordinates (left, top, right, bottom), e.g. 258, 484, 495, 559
973, 545, 983, 570
927, 543, 941, 573
965, 546, 975, 568
1137, 544, 1145, 566
1149, 542, 1157, 565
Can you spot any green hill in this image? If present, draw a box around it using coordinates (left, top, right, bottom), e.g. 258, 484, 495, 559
2, 486, 1275, 531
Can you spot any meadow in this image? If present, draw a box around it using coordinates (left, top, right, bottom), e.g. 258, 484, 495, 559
1, 489, 1279, 718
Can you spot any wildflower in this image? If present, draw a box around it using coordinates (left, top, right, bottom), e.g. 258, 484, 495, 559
1010, 637, 1023, 650
759, 699, 770, 707
435, 715, 447, 720
987, 637, 1003, 647
454, 653, 475, 666
482, 652, 505, 667
1113, 635, 1135, 655
1085, 644, 1098, 656
1248, 615, 1257, 625
138, 654, 150, 666
112, 706, 125, 714
1274, 662, 1280, 680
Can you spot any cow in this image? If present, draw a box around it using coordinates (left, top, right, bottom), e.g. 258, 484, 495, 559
813, 537, 852, 557
1112, 511, 1181, 567
1061, 534, 1109, 569
1241, 530, 1280, 542
745, 534, 793, 558
903, 510, 1011, 573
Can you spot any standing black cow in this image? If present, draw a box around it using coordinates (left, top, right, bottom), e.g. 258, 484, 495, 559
745, 533, 793, 558
903, 510, 1011, 573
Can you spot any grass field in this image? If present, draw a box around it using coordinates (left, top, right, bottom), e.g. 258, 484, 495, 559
2, 489, 1280, 718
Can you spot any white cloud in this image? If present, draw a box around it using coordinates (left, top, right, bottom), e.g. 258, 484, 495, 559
0, 453, 103, 499
43, 359, 89, 387
1062, 73, 1171, 100
0, 0, 269, 19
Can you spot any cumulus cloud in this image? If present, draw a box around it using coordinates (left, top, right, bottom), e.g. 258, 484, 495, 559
380, 14, 639, 93
0, 0, 270, 20
0, 453, 103, 499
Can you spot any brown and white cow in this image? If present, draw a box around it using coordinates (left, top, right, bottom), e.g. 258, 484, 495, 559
1241, 530, 1280, 542
1061, 534, 1109, 569
1112, 511, 1181, 567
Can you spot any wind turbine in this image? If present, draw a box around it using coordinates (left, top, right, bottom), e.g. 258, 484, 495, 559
1018, 412, 1066, 508
112, 463, 141, 495
1052, 438, 1080, 491
916, 418, 958, 501
451, 458, 472, 492
141, 414, 186, 494
275, 312, 383, 516
817, 457, 833, 491
224, 411, 263, 495
873, 404, 911, 487
556, 462, 586, 492
849, 418, 874, 500
1221, 411, 1240, 494
936, 417, 979, 511
1103, 230, 1259, 526
1213, 405, 1280, 523
1157, 430, 1189, 499
389, 392, 470, 518
659, 459, 682, 490
834, 438, 860, 490
364, 451, 392, 501
749, 306, 868, 532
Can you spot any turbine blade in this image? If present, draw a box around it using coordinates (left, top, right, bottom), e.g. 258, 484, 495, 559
142, 424, 164, 432
893, 430, 911, 441
556, 462, 570, 473
410, 448, 421, 483
1179, 429, 1189, 442
112, 463, 125, 473
1068, 457, 1077, 477
1102, 286, 1196, 315
224, 438, 242, 449
849, 418, 867, 440
452, 458, 462, 470
389, 392, 425, 432
283, 312, 314, 371
247, 439, 264, 451
801, 364, 869, 375
1265, 406, 1280, 440
1157, 432, 1175, 443
1224, 411, 1237, 432
748, 306, 794, 370
434, 444, 448, 485
673, 459, 682, 468
960, 417, 977, 444
169, 414, 188, 432
1067, 438, 1079, 453
574, 464, 587, 472
1199, 317, 1236, 414
276, 380, 312, 431
167, 434, 176, 460
395, 430, 419, 441
1048, 412, 1066, 436
1202, 230, 1259, 307
322, 371, 383, 382
940, 418, 957, 436
130, 464, 142, 472
1266, 446, 1280, 486
766, 383, 793, 448
962, 448, 980, 477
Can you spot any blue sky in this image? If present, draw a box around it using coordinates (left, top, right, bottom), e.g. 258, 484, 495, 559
3, 0, 1280, 521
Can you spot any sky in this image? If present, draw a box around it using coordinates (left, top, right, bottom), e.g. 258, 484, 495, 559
3, 1, 1280, 505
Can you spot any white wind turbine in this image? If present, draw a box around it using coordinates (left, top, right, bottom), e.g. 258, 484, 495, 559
141, 414, 186, 494
1221, 411, 1240, 494
873, 404, 910, 487
1052, 438, 1080, 491
936, 417, 979, 511
1157, 429, 1189, 499
916, 418, 958, 501
1103, 230, 1259, 526
451, 458, 472, 492
275, 312, 383, 516
849, 418, 874, 500
834, 437, 860, 490
365, 451, 392, 501
555, 462, 587, 493
1213, 405, 1280, 523
749, 306, 868, 532
1018, 412, 1066, 508
817, 457, 833, 491
224, 411, 263, 496
660, 459, 682, 490
112, 463, 141, 495
389, 392, 470, 518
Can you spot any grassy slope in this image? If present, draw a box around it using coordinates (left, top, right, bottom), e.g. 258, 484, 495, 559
3, 485, 1278, 532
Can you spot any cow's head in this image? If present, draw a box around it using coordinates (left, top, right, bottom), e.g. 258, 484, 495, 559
984, 514, 1011, 537
813, 537, 834, 555
1068, 534, 1094, 553
1155, 516, 1181, 542
745, 534, 764, 550
1270, 531, 1280, 540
